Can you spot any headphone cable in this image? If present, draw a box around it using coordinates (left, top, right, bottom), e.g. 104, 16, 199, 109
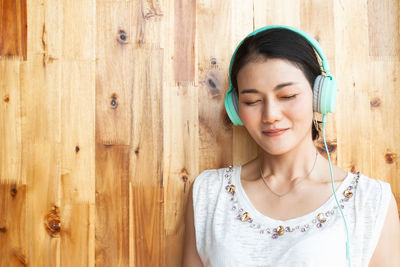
322, 115, 351, 267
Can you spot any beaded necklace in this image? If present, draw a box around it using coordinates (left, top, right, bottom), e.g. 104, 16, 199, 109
224, 166, 360, 239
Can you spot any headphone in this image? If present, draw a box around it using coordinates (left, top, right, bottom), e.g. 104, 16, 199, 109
225, 25, 352, 267
224, 25, 338, 126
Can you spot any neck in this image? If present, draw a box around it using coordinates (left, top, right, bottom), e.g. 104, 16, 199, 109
259, 136, 318, 182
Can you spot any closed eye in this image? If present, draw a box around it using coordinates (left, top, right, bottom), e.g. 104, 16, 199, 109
281, 95, 297, 99
243, 100, 261, 105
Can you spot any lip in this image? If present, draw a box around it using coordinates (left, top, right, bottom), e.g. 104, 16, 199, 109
262, 128, 289, 136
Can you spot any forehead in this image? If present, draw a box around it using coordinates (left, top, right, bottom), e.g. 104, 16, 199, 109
236, 58, 309, 90
237, 58, 307, 88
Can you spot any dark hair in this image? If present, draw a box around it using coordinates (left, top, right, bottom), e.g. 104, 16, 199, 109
230, 28, 322, 140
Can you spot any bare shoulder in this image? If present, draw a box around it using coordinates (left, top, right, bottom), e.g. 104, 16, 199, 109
315, 164, 349, 184
368, 192, 400, 266
332, 166, 348, 182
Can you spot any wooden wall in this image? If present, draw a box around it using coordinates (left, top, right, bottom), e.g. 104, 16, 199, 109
0, 0, 399, 266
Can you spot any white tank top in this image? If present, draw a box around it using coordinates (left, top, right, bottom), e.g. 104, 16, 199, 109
192, 166, 392, 267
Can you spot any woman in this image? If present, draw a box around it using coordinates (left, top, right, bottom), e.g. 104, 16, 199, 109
182, 26, 400, 267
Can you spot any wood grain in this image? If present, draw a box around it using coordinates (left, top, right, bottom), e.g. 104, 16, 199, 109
174, 0, 195, 82
197, 0, 233, 170
130, 47, 165, 266
95, 144, 130, 266
60, 60, 95, 266
0, 0, 399, 266
0, 58, 22, 184
0, 0, 27, 60
96, 1, 133, 146
20, 52, 61, 266
0, 184, 27, 266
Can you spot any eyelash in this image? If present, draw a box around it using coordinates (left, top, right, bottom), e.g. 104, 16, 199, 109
243, 95, 297, 105
282, 95, 297, 99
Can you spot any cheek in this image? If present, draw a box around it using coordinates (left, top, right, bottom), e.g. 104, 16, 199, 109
238, 105, 260, 123
289, 96, 314, 122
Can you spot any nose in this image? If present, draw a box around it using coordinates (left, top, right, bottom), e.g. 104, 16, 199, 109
262, 99, 283, 124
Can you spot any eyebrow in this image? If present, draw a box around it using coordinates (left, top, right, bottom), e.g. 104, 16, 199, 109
240, 82, 296, 94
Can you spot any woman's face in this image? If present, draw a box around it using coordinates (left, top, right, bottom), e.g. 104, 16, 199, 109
237, 58, 314, 155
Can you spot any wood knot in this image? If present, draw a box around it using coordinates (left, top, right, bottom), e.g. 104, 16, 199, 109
316, 139, 337, 156
210, 57, 217, 65
384, 152, 397, 164
370, 97, 381, 108
180, 168, 189, 177
75, 146, 80, 153
207, 78, 216, 90
44, 206, 61, 237
134, 147, 139, 155
3, 94, 9, 103
350, 165, 356, 173
10, 187, 17, 197
0, 227, 6, 233
204, 72, 220, 98
117, 30, 128, 44
110, 93, 118, 109
181, 168, 189, 192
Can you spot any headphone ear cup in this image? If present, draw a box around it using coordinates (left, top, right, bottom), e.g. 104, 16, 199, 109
313, 75, 324, 113
224, 88, 244, 126
313, 75, 338, 115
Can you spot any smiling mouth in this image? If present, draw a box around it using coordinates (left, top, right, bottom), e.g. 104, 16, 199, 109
262, 129, 288, 136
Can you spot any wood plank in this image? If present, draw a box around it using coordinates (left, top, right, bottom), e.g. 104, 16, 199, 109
0, 184, 27, 266
333, 0, 372, 175
0, 58, 22, 184
62, 0, 95, 60
367, 0, 399, 58
25, 0, 61, 58
23, 143, 61, 267
95, 2, 132, 265
60, 202, 95, 267
132, 0, 163, 47
20, 52, 61, 266
19, 1, 63, 266
366, 60, 400, 194
174, 0, 195, 82
197, 0, 233, 171
95, 144, 130, 266
163, 84, 199, 266
300, 1, 336, 67
255, 0, 300, 27
130, 47, 165, 266
96, 1, 133, 145
60, 60, 95, 266
129, 1, 166, 263
162, 1, 198, 265
0, 0, 27, 59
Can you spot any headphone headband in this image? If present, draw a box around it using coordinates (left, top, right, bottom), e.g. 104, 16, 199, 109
228, 25, 331, 89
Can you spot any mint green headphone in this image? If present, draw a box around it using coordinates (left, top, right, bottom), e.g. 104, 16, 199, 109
224, 25, 338, 126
